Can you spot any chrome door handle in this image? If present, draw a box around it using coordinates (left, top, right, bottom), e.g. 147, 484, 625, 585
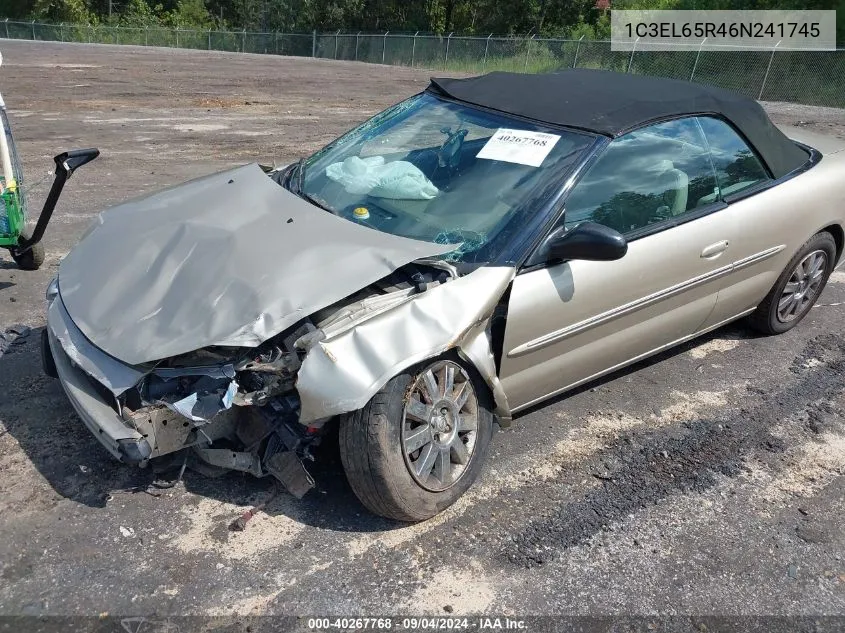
701, 240, 730, 259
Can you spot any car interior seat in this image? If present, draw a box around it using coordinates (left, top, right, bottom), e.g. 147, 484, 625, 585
653, 159, 689, 216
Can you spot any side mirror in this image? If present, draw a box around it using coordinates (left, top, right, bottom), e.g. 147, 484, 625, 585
544, 222, 628, 263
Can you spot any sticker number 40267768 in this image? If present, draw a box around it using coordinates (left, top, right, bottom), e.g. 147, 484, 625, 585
476, 128, 562, 167
496, 133, 550, 145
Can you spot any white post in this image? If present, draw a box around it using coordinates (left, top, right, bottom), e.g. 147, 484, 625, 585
759, 40, 781, 100
355, 31, 360, 61
411, 31, 418, 66
690, 37, 706, 80
382, 31, 389, 64
4, 19, 8, 40
0, 123, 14, 188
242, 28, 246, 53
59, 22, 64, 42
572, 34, 584, 68
627, 36, 639, 73
31, 20, 35, 40
483, 33, 492, 69
144, 26, 148, 46
444, 32, 453, 68
0, 92, 13, 187
175, 27, 179, 48
0, 58, 14, 186
524, 34, 535, 71
335, 29, 340, 59
208, 29, 212, 50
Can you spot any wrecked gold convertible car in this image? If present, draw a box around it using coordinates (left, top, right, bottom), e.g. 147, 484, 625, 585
43, 70, 845, 521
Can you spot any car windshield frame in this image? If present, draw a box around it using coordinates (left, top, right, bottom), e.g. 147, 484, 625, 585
290, 92, 599, 267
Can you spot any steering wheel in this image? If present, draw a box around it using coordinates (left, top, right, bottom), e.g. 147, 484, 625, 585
437, 127, 469, 174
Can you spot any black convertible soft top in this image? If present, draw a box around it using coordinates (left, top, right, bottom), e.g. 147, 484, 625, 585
428, 69, 808, 179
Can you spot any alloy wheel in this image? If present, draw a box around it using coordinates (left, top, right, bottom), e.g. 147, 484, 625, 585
401, 361, 479, 492
777, 249, 828, 323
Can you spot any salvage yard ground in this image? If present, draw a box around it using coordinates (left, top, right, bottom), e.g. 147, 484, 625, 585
1, 39, 845, 618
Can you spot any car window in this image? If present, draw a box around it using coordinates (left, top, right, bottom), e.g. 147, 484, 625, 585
563, 118, 720, 235
696, 117, 770, 200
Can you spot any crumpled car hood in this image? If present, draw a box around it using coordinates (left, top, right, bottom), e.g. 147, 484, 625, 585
58, 163, 454, 365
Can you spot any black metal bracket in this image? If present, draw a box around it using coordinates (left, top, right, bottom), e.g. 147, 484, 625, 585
15, 148, 100, 253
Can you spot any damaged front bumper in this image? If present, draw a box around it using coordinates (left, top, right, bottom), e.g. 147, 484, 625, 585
44, 300, 152, 464
43, 292, 319, 496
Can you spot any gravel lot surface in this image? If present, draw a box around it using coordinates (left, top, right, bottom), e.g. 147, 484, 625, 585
1, 39, 844, 622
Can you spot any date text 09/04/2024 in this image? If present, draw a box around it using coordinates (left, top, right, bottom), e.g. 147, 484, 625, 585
307, 617, 528, 630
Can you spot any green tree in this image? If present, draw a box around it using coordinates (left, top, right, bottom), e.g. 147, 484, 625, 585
30, 0, 94, 22
3, 0, 35, 19
118, 0, 163, 26
164, 0, 214, 26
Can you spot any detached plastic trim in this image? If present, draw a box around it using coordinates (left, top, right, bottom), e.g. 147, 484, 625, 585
41, 329, 58, 378
117, 438, 153, 464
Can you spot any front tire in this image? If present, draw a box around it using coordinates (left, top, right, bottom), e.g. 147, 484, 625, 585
749, 231, 837, 335
339, 357, 494, 522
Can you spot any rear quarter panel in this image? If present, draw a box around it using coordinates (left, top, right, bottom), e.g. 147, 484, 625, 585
714, 145, 845, 321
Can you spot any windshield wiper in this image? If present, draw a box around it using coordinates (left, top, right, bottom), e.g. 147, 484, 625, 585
279, 158, 305, 193
301, 190, 336, 215
286, 157, 337, 215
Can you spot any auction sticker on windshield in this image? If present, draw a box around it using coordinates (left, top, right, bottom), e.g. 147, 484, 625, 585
476, 129, 561, 167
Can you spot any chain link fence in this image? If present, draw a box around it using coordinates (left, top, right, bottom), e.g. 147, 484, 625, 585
2, 19, 844, 108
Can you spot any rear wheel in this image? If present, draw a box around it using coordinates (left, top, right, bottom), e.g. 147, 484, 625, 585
749, 231, 836, 335
10, 228, 45, 270
339, 357, 493, 521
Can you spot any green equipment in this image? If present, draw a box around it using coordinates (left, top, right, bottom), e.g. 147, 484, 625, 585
0, 50, 99, 269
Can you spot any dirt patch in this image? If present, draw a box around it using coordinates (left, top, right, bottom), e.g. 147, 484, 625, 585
688, 337, 745, 359
758, 432, 845, 501
542, 389, 729, 469
192, 97, 255, 108
504, 333, 845, 567
170, 492, 308, 561
401, 563, 497, 615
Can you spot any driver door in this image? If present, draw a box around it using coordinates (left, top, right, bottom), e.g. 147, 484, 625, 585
498, 117, 735, 412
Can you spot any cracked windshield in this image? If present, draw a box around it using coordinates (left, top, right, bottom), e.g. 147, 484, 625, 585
299, 93, 594, 263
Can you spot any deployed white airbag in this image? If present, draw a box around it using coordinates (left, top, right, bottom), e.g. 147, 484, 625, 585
326, 156, 439, 200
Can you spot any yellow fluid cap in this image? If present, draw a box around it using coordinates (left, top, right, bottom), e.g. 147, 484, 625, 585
353, 207, 370, 219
